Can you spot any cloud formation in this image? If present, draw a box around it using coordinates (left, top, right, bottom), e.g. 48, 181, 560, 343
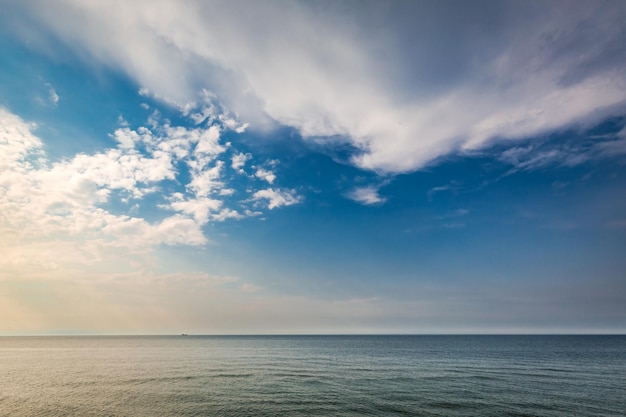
255, 168, 276, 184
0, 102, 300, 276
346, 186, 386, 206
251, 188, 301, 210
498, 123, 626, 173
7, 0, 626, 174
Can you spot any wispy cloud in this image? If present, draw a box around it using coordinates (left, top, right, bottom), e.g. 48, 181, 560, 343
594, 127, 626, 158
46, 83, 59, 106
427, 182, 462, 202
10, 1, 626, 174
345, 185, 386, 206
435, 209, 469, 220
498, 124, 626, 173
498, 146, 588, 172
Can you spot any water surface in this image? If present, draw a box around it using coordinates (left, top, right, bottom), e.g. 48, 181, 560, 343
1, 335, 624, 416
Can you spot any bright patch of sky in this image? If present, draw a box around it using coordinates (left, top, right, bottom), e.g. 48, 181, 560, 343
0, 0, 625, 335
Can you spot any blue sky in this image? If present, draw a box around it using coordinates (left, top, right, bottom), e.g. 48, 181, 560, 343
1, 0, 625, 334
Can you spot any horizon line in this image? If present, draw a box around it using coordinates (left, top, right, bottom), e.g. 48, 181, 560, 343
1, 332, 625, 337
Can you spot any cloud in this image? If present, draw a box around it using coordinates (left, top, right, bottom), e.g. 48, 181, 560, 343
0, 106, 207, 252
254, 167, 276, 184
593, 127, 626, 158
498, 123, 626, 172
251, 188, 301, 210
187, 161, 224, 197
102, 213, 207, 246
0, 108, 43, 167
498, 146, 582, 172
162, 193, 223, 225
0, 102, 296, 275
231, 152, 250, 172
46, 83, 59, 106
427, 182, 462, 202
8, 0, 626, 175
596, 139, 626, 158
346, 185, 386, 206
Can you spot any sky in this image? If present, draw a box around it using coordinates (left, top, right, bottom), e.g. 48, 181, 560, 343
1, 0, 625, 335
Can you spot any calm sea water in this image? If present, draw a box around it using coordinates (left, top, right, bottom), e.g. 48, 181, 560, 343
0, 335, 624, 416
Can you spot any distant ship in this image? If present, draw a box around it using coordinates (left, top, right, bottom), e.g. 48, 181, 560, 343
181, 333, 189, 336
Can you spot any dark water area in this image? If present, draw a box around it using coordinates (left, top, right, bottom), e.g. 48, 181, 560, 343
0, 335, 624, 416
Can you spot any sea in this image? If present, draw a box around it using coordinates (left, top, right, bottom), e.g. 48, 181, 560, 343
0, 335, 624, 416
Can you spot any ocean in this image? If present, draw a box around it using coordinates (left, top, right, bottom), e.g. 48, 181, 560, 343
0, 335, 624, 416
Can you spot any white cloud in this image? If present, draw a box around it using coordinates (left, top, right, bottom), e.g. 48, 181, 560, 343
346, 185, 386, 206
163, 193, 222, 225
231, 152, 250, 171
0, 103, 296, 276
49, 147, 175, 199
101, 213, 207, 246
212, 208, 242, 222
0, 107, 43, 169
187, 161, 224, 197
111, 127, 148, 149
0, 108, 206, 253
219, 113, 249, 133
254, 168, 276, 184
192, 125, 223, 158
251, 188, 301, 210
11, 1, 626, 174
